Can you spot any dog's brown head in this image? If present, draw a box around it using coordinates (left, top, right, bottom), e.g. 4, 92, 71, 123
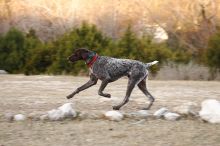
68, 48, 91, 62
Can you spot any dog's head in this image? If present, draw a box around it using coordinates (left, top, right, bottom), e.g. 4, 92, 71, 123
68, 48, 91, 63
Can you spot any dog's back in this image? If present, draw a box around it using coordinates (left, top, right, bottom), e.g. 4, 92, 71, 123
92, 56, 147, 81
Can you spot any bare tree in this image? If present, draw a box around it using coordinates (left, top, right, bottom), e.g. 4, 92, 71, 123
0, 0, 219, 43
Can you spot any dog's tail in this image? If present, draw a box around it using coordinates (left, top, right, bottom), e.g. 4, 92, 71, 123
145, 60, 159, 68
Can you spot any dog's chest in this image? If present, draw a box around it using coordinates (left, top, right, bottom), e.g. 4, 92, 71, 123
89, 65, 107, 80
89, 66, 99, 77
89, 67, 93, 74
89, 67, 99, 77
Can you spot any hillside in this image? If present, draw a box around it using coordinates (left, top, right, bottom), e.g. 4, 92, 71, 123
0, 0, 219, 40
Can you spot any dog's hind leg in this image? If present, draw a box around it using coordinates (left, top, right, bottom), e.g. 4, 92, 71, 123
137, 78, 155, 110
98, 80, 111, 98
66, 74, 98, 99
113, 79, 136, 110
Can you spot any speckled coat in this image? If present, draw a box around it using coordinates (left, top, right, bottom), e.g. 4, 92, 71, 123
67, 48, 158, 110
92, 56, 149, 82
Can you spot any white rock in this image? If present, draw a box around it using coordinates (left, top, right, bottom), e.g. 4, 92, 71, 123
47, 109, 64, 121
129, 110, 150, 119
14, 114, 26, 121
173, 102, 198, 115
0, 70, 8, 74
153, 107, 169, 118
199, 99, 220, 124
105, 111, 124, 121
164, 112, 181, 121
58, 103, 77, 118
136, 110, 150, 118
46, 103, 77, 121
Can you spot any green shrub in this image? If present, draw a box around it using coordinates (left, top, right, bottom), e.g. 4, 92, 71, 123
47, 22, 111, 74
206, 31, 220, 69
1, 23, 206, 76
0, 28, 26, 73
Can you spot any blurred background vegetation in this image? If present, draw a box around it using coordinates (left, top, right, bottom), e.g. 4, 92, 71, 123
0, 0, 219, 80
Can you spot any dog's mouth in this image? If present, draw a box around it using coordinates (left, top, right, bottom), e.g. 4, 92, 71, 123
67, 60, 72, 63
67, 57, 80, 63
67, 57, 75, 63
67, 57, 71, 62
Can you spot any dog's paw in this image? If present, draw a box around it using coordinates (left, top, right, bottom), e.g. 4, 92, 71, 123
104, 93, 111, 98
66, 94, 73, 99
112, 106, 120, 110
98, 92, 111, 98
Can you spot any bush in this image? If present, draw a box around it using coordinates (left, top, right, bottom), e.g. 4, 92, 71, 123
47, 22, 111, 74
204, 30, 220, 79
0, 28, 26, 73
24, 43, 55, 75
0, 24, 204, 76
114, 26, 173, 74
110, 26, 172, 62
206, 31, 220, 69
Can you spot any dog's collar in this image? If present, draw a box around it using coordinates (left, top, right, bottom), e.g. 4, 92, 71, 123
86, 53, 98, 68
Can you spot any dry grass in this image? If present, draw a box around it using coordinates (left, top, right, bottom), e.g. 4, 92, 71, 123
154, 61, 220, 80
0, 75, 220, 146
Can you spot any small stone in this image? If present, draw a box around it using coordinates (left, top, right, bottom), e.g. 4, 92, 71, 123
42, 103, 77, 121
164, 112, 181, 121
136, 110, 150, 118
153, 107, 169, 118
48, 109, 64, 121
58, 103, 77, 118
105, 111, 124, 121
0, 70, 8, 74
128, 110, 150, 119
14, 114, 26, 121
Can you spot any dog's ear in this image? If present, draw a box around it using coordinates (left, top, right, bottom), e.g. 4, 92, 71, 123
68, 50, 83, 62
77, 48, 90, 60
68, 48, 90, 62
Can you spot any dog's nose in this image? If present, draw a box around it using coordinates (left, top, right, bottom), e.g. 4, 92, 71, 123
67, 57, 71, 63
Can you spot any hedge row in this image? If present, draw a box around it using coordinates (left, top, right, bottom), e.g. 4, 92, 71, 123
0, 23, 219, 75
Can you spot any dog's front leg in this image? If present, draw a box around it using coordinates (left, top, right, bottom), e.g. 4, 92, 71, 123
98, 80, 111, 98
67, 74, 98, 99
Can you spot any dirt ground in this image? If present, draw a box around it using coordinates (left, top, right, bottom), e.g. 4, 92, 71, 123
0, 75, 220, 146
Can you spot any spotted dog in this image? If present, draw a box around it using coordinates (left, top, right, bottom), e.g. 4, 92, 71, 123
67, 48, 158, 110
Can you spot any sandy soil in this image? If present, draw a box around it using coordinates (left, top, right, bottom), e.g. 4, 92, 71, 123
0, 75, 220, 146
